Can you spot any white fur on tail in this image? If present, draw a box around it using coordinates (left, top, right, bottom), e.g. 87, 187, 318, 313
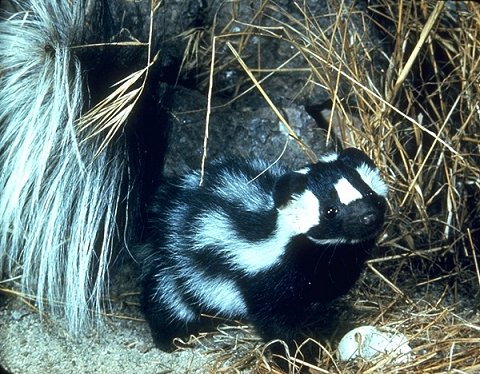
0, 1, 125, 333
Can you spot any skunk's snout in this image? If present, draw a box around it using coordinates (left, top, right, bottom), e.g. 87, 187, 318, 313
343, 196, 386, 240
361, 212, 379, 226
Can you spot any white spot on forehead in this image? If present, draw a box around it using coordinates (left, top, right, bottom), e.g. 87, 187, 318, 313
335, 177, 363, 205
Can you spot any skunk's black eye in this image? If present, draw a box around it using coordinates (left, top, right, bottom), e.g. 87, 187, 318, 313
365, 190, 374, 197
324, 207, 338, 219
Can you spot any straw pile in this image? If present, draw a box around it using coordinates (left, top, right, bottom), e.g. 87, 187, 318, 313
1, 0, 478, 373
171, 0, 480, 372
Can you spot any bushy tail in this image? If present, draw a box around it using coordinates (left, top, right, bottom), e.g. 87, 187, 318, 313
0, 1, 127, 333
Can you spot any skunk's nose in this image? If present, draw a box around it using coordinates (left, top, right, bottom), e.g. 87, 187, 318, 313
361, 212, 378, 226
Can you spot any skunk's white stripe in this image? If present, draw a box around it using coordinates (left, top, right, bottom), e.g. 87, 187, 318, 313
181, 171, 201, 188
277, 190, 320, 234
356, 163, 388, 197
155, 256, 248, 319
185, 273, 247, 317
294, 167, 310, 175
193, 190, 320, 274
319, 152, 339, 163
154, 275, 197, 322
216, 170, 273, 211
334, 177, 363, 205
194, 211, 284, 274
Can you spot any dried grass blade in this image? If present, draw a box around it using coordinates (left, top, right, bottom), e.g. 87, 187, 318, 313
389, 1, 445, 102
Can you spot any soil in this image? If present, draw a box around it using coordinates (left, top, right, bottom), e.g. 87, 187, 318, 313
0, 263, 259, 374
0, 300, 215, 374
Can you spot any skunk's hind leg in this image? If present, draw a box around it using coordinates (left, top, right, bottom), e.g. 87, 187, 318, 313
140, 270, 202, 350
140, 301, 183, 351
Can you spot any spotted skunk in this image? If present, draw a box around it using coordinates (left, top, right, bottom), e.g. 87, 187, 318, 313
140, 148, 388, 350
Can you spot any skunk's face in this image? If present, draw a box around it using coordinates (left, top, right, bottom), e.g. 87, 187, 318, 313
274, 148, 388, 244
306, 185, 386, 244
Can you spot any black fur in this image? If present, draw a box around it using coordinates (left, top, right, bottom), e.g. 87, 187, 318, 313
139, 148, 388, 354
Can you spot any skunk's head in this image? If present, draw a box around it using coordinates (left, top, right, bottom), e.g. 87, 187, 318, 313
274, 148, 388, 244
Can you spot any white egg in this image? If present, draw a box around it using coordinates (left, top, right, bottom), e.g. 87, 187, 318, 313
337, 325, 412, 364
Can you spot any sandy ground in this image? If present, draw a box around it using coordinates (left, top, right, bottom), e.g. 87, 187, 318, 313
0, 263, 261, 374
0, 299, 220, 374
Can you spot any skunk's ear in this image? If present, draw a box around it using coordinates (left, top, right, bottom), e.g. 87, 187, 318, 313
273, 171, 308, 208
338, 147, 376, 169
